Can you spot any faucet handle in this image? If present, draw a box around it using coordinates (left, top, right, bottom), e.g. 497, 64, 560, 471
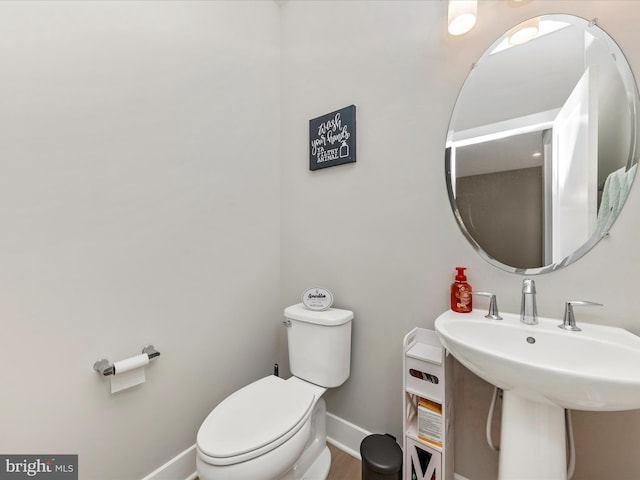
559, 300, 603, 332
470, 291, 503, 320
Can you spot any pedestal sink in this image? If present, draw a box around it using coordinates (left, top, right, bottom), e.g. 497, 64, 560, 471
435, 310, 640, 480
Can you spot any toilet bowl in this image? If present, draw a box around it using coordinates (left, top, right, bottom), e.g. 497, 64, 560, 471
196, 304, 353, 480
196, 376, 328, 480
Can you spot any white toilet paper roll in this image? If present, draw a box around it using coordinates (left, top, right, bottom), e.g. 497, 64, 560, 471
111, 354, 149, 393
113, 353, 149, 375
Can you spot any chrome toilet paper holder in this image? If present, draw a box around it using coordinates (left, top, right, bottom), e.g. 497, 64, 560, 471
93, 344, 160, 376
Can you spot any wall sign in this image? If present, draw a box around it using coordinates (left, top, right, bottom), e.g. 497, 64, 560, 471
309, 105, 356, 171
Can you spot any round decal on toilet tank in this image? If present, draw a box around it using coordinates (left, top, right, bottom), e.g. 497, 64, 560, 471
302, 287, 333, 311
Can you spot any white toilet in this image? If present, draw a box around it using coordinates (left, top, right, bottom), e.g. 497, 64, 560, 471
196, 303, 353, 480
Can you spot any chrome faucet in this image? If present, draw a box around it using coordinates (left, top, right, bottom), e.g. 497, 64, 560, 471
520, 278, 538, 325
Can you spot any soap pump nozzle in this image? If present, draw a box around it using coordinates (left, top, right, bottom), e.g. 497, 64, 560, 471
455, 267, 467, 281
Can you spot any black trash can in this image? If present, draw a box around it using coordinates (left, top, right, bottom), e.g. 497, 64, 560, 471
360, 433, 403, 480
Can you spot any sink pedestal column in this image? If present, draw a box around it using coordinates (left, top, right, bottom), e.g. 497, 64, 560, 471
499, 391, 567, 480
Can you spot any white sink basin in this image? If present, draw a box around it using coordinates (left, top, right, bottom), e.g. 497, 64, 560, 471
435, 310, 640, 411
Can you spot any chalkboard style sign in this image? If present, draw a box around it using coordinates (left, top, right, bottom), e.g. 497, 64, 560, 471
309, 105, 356, 171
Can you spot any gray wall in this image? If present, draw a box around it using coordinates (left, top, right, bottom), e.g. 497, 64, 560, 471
0, 2, 281, 479
457, 167, 543, 269
3, 2, 640, 480
280, 2, 640, 480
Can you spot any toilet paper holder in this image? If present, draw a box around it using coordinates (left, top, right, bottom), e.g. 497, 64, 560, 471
93, 345, 160, 376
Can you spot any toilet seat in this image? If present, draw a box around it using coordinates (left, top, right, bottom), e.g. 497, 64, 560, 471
197, 375, 316, 466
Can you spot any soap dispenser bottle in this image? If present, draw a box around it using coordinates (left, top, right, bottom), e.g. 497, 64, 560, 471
451, 267, 472, 313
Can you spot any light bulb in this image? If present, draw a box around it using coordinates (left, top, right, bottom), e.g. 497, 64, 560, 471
448, 0, 477, 36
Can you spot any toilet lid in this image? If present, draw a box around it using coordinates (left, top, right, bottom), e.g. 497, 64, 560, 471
197, 375, 315, 460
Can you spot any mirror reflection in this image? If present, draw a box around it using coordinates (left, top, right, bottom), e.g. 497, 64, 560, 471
446, 14, 640, 274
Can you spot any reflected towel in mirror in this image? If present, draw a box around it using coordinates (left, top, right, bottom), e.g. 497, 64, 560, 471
595, 164, 637, 236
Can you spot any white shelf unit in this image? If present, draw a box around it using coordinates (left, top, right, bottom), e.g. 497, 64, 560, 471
402, 328, 453, 480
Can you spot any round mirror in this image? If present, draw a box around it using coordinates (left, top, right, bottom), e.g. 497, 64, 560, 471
446, 14, 640, 274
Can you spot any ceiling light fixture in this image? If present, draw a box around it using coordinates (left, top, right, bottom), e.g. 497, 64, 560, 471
448, 0, 477, 36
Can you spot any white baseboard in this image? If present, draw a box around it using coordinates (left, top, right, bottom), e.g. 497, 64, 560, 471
453, 474, 471, 480
325, 412, 372, 460
140, 444, 197, 480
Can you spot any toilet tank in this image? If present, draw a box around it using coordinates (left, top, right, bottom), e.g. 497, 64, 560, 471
284, 303, 353, 388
